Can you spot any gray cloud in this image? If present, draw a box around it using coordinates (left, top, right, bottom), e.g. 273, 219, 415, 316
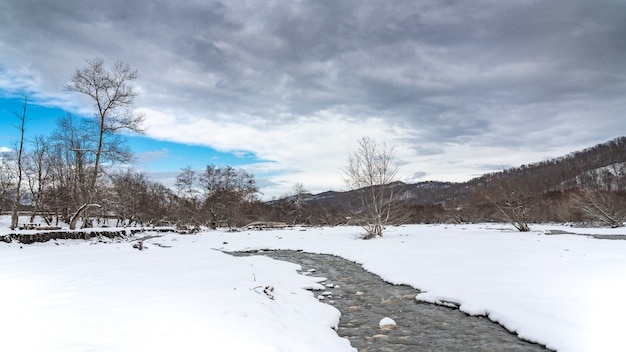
1, 0, 626, 195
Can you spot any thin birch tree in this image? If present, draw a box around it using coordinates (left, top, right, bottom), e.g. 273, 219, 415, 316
343, 136, 399, 238
10, 95, 27, 230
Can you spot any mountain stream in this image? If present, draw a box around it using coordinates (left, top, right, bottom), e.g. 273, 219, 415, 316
232, 250, 550, 352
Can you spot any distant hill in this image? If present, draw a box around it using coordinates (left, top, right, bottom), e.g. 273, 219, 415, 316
298, 137, 626, 205
271, 137, 626, 225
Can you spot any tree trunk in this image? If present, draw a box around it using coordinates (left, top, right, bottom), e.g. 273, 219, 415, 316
69, 203, 102, 230
10, 96, 28, 230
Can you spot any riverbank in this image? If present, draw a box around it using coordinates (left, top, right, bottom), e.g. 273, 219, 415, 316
213, 224, 626, 352
1, 223, 625, 351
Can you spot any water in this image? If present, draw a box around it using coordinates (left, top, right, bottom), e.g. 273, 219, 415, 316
233, 250, 551, 352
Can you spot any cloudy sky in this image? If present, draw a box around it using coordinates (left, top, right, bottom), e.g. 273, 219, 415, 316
1, 0, 625, 199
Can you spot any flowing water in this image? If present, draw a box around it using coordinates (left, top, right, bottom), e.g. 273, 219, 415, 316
233, 250, 550, 352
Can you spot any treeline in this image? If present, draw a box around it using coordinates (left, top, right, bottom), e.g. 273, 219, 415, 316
3, 125, 626, 230
0, 116, 271, 228
2, 102, 625, 229
1, 59, 273, 230
0, 108, 330, 228
4, 132, 626, 229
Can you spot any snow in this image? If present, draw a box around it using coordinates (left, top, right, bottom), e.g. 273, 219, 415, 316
379, 317, 396, 328
1, 222, 626, 351
0, 232, 354, 352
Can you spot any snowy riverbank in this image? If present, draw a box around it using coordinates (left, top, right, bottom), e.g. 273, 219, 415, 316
1, 223, 625, 351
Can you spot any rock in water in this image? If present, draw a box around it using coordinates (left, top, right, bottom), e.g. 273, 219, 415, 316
379, 317, 396, 330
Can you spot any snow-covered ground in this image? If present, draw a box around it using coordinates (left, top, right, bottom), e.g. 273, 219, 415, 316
1, 222, 625, 352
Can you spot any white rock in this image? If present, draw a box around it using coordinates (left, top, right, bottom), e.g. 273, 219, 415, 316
379, 317, 396, 329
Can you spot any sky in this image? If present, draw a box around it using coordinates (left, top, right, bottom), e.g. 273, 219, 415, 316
1, 0, 625, 199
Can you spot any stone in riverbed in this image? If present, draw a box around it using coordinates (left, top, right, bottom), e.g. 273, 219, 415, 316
379, 317, 396, 330
348, 306, 361, 312
365, 334, 389, 341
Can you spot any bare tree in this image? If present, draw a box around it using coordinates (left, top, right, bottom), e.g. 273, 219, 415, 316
0, 152, 15, 215
176, 166, 198, 200
108, 170, 157, 226
343, 136, 399, 239
574, 162, 626, 227
199, 165, 258, 228
483, 189, 533, 232
10, 95, 27, 230
46, 114, 96, 224
288, 183, 310, 225
65, 58, 143, 229
65, 58, 142, 193
480, 176, 533, 232
24, 136, 52, 223
576, 188, 626, 228
175, 166, 200, 225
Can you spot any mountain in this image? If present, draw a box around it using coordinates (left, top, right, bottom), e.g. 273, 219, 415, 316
276, 137, 626, 224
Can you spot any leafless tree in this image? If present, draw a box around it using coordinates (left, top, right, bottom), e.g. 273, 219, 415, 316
176, 166, 199, 202
9, 95, 27, 230
108, 170, 167, 226
271, 183, 311, 225
65, 58, 143, 228
288, 183, 310, 225
576, 188, 626, 228
175, 166, 201, 225
24, 136, 52, 224
65, 59, 141, 190
0, 152, 15, 215
343, 136, 399, 239
481, 176, 533, 232
46, 114, 96, 225
199, 165, 258, 228
570, 161, 626, 227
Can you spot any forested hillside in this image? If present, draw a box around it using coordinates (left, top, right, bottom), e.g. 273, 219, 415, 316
272, 137, 626, 227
